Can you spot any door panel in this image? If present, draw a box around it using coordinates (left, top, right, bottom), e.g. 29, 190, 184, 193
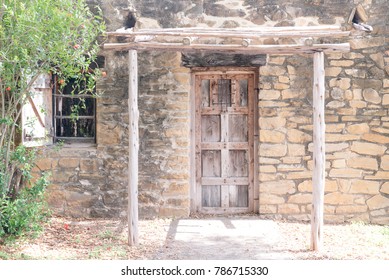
195, 71, 255, 214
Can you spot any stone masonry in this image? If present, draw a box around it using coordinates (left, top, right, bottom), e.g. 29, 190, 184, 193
34, 0, 389, 224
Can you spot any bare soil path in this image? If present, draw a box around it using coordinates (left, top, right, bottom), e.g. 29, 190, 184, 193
1, 215, 388, 260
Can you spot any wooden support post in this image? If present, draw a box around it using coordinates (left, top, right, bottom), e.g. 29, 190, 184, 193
311, 51, 325, 251
128, 50, 139, 246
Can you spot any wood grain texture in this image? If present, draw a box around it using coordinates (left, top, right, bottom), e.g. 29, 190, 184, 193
311, 52, 326, 252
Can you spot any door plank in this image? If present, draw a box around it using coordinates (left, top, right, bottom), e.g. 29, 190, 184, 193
202, 185, 221, 207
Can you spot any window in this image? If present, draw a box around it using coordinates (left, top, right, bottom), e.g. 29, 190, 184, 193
52, 75, 96, 143
22, 73, 97, 146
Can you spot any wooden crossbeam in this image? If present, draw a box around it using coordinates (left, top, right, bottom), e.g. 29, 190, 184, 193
104, 41, 350, 54
106, 25, 349, 39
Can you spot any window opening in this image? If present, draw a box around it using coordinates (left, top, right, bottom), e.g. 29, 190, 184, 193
52, 75, 96, 143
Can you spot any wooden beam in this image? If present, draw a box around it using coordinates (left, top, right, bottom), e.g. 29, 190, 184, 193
311, 51, 326, 251
106, 26, 350, 39
104, 42, 350, 54
128, 50, 139, 246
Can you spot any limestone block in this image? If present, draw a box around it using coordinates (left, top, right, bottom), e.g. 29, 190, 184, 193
336, 205, 368, 214
349, 180, 380, 194
346, 123, 370, 134
278, 164, 305, 172
383, 94, 389, 105
260, 66, 286, 76
259, 130, 285, 143
288, 193, 311, 204
324, 143, 349, 153
52, 170, 75, 183
287, 144, 305, 156
349, 101, 367, 108
259, 117, 286, 129
365, 171, 389, 180
345, 69, 366, 78
259, 157, 281, 164
325, 192, 355, 205
384, 79, 389, 88
287, 129, 311, 143
350, 37, 385, 49
347, 157, 378, 170
259, 173, 278, 182
364, 133, 389, 145
325, 134, 359, 142
332, 159, 346, 168
286, 171, 312, 180
329, 168, 363, 178
260, 193, 285, 204
268, 56, 286, 65
79, 159, 99, 174
46, 189, 66, 209
330, 60, 354, 67
366, 195, 389, 210
260, 180, 296, 194
329, 78, 351, 90
58, 158, 80, 169
325, 67, 342, 77
381, 155, 389, 170
281, 89, 302, 99
36, 158, 52, 170
278, 76, 290, 83
326, 101, 345, 109
97, 123, 121, 145
163, 183, 189, 197
282, 157, 301, 164
297, 180, 338, 193
259, 204, 278, 214
259, 90, 281, 100
259, 144, 287, 157
372, 127, 389, 134
274, 83, 289, 90
362, 88, 381, 104
278, 204, 300, 214
350, 142, 386, 156
370, 216, 389, 225
259, 165, 277, 173
370, 53, 385, 69
381, 182, 389, 194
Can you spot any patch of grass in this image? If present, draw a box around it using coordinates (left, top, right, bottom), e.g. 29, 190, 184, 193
0, 251, 10, 260
88, 244, 127, 259
381, 226, 389, 236
98, 229, 118, 240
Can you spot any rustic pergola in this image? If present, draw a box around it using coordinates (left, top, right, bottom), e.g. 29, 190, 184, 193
104, 25, 350, 251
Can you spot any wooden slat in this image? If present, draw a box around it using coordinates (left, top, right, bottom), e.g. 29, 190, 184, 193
201, 107, 249, 115
106, 26, 349, 39
104, 42, 350, 54
195, 76, 203, 212
201, 142, 249, 150
128, 50, 139, 246
202, 177, 249, 185
311, 52, 326, 252
248, 74, 255, 212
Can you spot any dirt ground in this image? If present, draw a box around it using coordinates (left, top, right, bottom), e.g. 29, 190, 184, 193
0, 215, 388, 260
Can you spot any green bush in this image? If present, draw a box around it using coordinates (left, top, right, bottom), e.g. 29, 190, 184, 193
0, 147, 51, 240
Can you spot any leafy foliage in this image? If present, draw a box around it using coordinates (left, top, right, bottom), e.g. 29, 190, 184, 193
0, 0, 105, 238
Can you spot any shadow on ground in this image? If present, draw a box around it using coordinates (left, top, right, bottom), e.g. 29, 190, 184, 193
152, 217, 291, 260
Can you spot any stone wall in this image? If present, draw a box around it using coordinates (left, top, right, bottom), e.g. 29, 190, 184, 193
39, 0, 389, 224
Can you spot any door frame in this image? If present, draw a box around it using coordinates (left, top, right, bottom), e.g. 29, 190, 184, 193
189, 67, 259, 214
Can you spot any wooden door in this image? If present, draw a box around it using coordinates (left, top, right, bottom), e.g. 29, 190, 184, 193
194, 70, 255, 214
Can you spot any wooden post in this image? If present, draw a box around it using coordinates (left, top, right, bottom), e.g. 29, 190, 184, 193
311, 51, 325, 251
128, 50, 139, 246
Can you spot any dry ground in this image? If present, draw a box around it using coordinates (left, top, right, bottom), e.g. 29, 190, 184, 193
0, 215, 388, 260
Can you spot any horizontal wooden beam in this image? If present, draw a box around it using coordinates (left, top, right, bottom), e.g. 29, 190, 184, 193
104, 41, 350, 54
106, 26, 350, 39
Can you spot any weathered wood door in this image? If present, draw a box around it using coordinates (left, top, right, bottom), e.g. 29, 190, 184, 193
194, 70, 255, 214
